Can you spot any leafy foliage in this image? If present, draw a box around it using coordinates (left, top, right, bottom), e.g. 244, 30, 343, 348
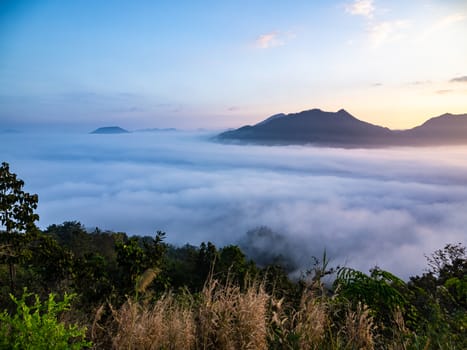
0, 290, 90, 349
408, 243, 467, 348
335, 267, 408, 314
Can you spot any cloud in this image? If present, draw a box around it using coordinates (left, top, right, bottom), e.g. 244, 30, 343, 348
368, 20, 410, 47
255, 32, 284, 49
434, 13, 466, 30
346, 0, 375, 18
421, 13, 466, 39
2, 131, 467, 280
450, 76, 467, 83
345, 1, 410, 48
110, 106, 145, 113
408, 80, 432, 86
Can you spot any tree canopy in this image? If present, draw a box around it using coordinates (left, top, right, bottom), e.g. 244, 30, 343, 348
0, 162, 39, 293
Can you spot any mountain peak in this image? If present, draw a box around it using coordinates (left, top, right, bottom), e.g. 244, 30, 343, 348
337, 108, 350, 115
219, 108, 391, 146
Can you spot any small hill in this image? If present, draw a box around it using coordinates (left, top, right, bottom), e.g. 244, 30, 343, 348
90, 126, 129, 134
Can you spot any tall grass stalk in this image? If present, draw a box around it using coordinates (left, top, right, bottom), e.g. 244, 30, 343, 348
293, 291, 328, 349
111, 294, 195, 350
197, 277, 269, 350
343, 302, 376, 350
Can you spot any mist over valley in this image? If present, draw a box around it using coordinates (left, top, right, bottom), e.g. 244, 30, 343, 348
2, 129, 466, 279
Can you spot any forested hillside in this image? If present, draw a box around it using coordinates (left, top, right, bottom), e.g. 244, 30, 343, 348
1, 162, 466, 349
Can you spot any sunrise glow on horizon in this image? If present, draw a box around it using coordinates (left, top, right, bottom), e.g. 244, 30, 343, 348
1, 0, 467, 131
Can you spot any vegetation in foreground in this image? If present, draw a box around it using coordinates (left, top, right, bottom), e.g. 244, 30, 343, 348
1, 161, 466, 349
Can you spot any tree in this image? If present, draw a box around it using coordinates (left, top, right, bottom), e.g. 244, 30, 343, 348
0, 162, 39, 293
216, 245, 258, 284
115, 231, 167, 296
45, 221, 91, 258
425, 242, 466, 281
334, 267, 409, 326
409, 243, 466, 346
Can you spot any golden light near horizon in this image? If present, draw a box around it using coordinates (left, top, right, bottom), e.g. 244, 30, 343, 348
0, 0, 466, 130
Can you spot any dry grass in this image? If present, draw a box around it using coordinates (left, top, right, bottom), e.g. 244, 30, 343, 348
268, 289, 330, 349
89, 304, 107, 348
292, 291, 328, 349
135, 268, 160, 295
90, 279, 425, 350
268, 296, 291, 348
234, 283, 269, 349
343, 302, 376, 350
388, 307, 412, 350
111, 294, 195, 350
102, 278, 269, 350
197, 278, 269, 350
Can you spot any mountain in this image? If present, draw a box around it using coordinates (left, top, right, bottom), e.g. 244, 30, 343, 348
255, 113, 286, 126
219, 109, 393, 147
90, 126, 130, 134
218, 109, 467, 147
402, 113, 467, 145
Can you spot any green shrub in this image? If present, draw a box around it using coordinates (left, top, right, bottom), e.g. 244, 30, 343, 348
0, 290, 90, 350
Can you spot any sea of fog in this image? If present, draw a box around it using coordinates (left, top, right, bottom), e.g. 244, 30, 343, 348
1, 130, 466, 279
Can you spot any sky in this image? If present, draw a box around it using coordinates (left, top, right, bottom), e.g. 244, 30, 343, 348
1, 0, 467, 131
2, 131, 467, 279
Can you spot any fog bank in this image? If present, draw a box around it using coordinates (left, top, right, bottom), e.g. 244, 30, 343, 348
1, 130, 466, 279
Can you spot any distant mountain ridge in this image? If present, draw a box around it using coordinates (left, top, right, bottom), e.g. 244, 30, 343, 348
134, 128, 177, 132
91, 126, 129, 134
218, 109, 467, 147
402, 113, 467, 145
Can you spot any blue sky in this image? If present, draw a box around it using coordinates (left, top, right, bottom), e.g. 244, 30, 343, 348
1, 0, 467, 130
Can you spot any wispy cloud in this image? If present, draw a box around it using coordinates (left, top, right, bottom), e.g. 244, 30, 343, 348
434, 13, 466, 30
368, 20, 410, 47
255, 32, 284, 49
408, 80, 432, 86
436, 89, 453, 94
346, 0, 375, 18
110, 106, 145, 113
345, 1, 414, 49
421, 13, 466, 39
450, 76, 467, 83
